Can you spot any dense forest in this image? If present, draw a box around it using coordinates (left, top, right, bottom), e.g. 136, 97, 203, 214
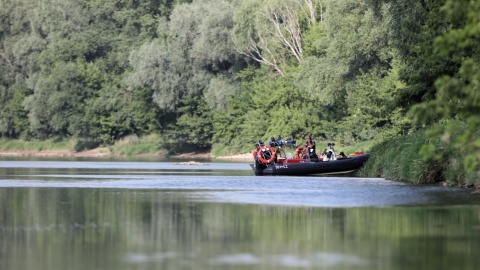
0, 0, 479, 182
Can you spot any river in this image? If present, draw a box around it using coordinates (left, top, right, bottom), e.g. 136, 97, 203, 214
0, 158, 479, 270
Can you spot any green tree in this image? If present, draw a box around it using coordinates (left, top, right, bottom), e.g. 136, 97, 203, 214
129, 0, 249, 150
20, 0, 91, 138
23, 62, 89, 138
213, 66, 327, 151
295, 0, 393, 105
410, 0, 480, 180
339, 65, 409, 144
233, 0, 324, 77
366, 0, 456, 108
0, 0, 44, 137
130, 0, 244, 111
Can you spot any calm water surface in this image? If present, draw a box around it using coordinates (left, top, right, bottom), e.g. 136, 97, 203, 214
0, 159, 479, 270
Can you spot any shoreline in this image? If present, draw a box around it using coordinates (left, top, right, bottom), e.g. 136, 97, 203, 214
2, 149, 478, 191
0, 148, 252, 161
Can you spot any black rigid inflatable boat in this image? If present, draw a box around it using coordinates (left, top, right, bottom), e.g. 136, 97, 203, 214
251, 138, 370, 176
251, 153, 370, 176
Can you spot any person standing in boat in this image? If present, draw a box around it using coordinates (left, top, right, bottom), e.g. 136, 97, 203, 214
305, 135, 318, 160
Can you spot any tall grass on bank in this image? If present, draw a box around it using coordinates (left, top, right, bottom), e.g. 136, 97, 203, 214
0, 138, 76, 151
336, 140, 374, 156
108, 134, 167, 156
0, 135, 166, 157
357, 131, 443, 184
357, 130, 476, 186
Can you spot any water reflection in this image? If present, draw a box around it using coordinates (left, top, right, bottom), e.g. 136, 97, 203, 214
1, 161, 479, 270
1, 188, 479, 270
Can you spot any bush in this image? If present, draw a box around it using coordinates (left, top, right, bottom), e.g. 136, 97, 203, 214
109, 134, 166, 156
74, 138, 101, 152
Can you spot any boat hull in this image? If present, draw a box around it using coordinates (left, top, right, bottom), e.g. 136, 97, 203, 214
251, 153, 370, 176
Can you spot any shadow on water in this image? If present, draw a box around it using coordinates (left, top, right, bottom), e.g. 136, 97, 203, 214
0, 160, 479, 270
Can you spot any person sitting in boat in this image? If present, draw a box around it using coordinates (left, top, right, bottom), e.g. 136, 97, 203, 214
305, 135, 318, 160
268, 137, 283, 158
322, 143, 337, 161
338, 151, 347, 159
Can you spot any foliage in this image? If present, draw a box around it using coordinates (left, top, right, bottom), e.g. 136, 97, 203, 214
108, 133, 166, 156
338, 64, 410, 144
357, 130, 445, 184
408, 0, 480, 180
358, 129, 477, 186
212, 66, 332, 153
129, 0, 244, 111
170, 95, 214, 151
232, 0, 324, 77
0, 0, 183, 142
0, 137, 77, 151
294, 0, 393, 106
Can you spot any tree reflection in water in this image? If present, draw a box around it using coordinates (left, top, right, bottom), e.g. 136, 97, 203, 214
0, 188, 479, 270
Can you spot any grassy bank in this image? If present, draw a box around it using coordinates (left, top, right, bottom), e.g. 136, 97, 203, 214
1, 133, 477, 188
0, 135, 167, 157
107, 134, 167, 156
357, 130, 478, 187
0, 138, 77, 151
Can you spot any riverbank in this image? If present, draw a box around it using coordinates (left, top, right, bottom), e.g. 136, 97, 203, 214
0, 136, 254, 161
357, 130, 479, 190
0, 148, 252, 161
1, 136, 478, 190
